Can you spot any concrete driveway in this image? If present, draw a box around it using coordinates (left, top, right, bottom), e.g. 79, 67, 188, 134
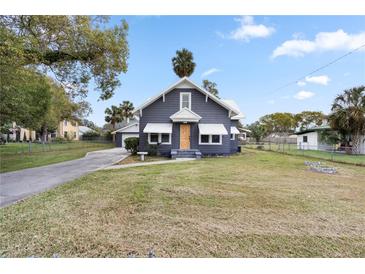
0, 148, 129, 208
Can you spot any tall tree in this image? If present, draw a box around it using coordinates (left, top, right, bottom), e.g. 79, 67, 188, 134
202, 80, 219, 97
120, 100, 134, 121
328, 86, 365, 154
260, 112, 297, 136
104, 105, 123, 130
247, 121, 267, 142
0, 67, 51, 129
171, 48, 196, 78
295, 111, 325, 131
0, 15, 129, 100
37, 79, 83, 142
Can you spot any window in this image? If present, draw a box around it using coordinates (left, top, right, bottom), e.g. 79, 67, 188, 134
64, 131, 68, 138
149, 133, 159, 144
199, 134, 222, 145
200, 135, 209, 143
230, 134, 235, 140
73, 132, 77, 138
64, 119, 68, 126
180, 92, 191, 109
148, 133, 171, 145
212, 135, 220, 143
303, 136, 308, 143
161, 133, 170, 143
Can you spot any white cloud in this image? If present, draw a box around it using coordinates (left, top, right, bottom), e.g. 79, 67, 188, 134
227, 16, 275, 42
305, 75, 330, 85
272, 29, 365, 58
201, 68, 221, 78
294, 90, 315, 100
297, 81, 306, 87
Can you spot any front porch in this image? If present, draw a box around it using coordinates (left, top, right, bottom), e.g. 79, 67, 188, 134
171, 149, 202, 159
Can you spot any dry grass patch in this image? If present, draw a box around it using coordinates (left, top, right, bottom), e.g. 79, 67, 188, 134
1, 149, 364, 257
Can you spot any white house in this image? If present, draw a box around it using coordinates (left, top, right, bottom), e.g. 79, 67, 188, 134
296, 125, 365, 154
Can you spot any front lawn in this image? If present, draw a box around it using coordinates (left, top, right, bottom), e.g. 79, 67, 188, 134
0, 142, 114, 173
1, 149, 364, 257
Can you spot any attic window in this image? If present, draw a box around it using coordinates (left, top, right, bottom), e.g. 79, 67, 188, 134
180, 92, 191, 110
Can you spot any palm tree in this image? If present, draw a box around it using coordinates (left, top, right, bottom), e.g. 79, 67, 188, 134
105, 105, 122, 131
120, 100, 134, 122
171, 48, 196, 78
328, 86, 365, 154
202, 79, 219, 97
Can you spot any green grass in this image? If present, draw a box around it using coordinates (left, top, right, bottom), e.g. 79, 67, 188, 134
1, 149, 364, 257
0, 142, 114, 173
244, 143, 365, 165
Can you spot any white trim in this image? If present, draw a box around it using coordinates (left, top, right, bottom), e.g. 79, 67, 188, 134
170, 107, 202, 123
111, 123, 139, 134
162, 93, 165, 102
180, 92, 191, 110
148, 133, 171, 145
199, 134, 222, 145
230, 133, 235, 140
230, 126, 240, 134
133, 77, 239, 116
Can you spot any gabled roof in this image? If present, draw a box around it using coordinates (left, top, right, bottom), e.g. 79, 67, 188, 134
111, 123, 139, 134
133, 77, 240, 116
295, 125, 331, 135
170, 107, 202, 122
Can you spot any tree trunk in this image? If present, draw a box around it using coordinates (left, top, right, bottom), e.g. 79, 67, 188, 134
351, 132, 361, 155
41, 126, 48, 143
112, 122, 115, 142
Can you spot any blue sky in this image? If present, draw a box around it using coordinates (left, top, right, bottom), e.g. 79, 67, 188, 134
85, 16, 365, 126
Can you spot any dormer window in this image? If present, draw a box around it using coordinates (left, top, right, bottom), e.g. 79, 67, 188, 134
180, 92, 191, 110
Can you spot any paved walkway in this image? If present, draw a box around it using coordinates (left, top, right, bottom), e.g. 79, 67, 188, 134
0, 148, 129, 208
103, 158, 196, 170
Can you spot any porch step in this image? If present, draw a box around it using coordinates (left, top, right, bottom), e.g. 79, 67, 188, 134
171, 149, 202, 159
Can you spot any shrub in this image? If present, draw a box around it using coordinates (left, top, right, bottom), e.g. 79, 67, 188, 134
53, 136, 66, 143
124, 137, 139, 155
147, 144, 158, 156
82, 130, 100, 138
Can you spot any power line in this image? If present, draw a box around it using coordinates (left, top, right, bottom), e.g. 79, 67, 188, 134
270, 42, 365, 95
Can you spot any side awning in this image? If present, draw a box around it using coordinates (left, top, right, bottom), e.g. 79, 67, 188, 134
198, 124, 228, 135
230, 126, 240, 134
143, 123, 172, 133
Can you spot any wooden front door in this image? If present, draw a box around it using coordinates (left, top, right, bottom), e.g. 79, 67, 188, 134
180, 124, 190, 149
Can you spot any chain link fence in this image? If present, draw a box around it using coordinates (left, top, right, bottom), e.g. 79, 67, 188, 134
0, 139, 113, 156
242, 142, 365, 166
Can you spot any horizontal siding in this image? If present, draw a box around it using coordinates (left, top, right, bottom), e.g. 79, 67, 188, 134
139, 88, 235, 156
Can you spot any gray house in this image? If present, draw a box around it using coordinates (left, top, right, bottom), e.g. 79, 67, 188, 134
133, 77, 244, 158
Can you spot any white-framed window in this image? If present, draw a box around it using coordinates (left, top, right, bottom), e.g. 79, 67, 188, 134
148, 133, 171, 145
199, 134, 222, 145
180, 92, 191, 110
303, 136, 308, 143
230, 133, 235, 140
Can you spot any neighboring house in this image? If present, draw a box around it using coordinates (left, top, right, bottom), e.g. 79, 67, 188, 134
133, 77, 244, 158
3, 122, 36, 142
112, 122, 140, 148
79, 126, 96, 137
56, 119, 79, 140
296, 125, 365, 154
111, 117, 140, 147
